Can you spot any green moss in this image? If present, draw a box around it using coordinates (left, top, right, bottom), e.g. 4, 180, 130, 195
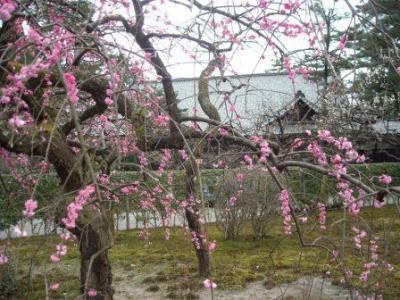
6, 205, 400, 299
145, 284, 160, 292
166, 291, 179, 299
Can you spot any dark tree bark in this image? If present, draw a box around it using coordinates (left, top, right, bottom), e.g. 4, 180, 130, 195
185, 160, 210, 277
77, 213, 114, 300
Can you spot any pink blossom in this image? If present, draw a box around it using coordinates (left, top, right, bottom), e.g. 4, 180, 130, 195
50, 254, 60, 263
283, 3, 292, 11
258, 0, 268, 8
218, 127, 228, 136
352, 226, 367, 249
331, 154, 342, 165
50, 282, 60, 291
208, 240, 217, 252
0, 1, 17, 21
28, 28, 43, 46
384, 262, 394, 272
356, 154, 366, 163
0, 253, 8, 265
345, 270, 353, 278
279, 189, 292, 235
317, 202, 326, 230
12, 226, 27, 237
339, 34, 348, 52
291, 138, 303, 149
154, 115, 170, 127
203, 279, 217, 289
87, 288, 97, 297
374, 199, 385, 208
259, 141, 271, 156
307, 141, 327, 166
178, 149, 188, 161
334, 137, 352, 151
23, 198, 38, 218
191, 231, 201, 249
236, 173, 244, 182
318, 130, 335, 143
144, 52, 153, 62
283, 56, 295, 79
360, 270, 370, 283
139, 151, 148, 167
63, 72, 79, 104
378, 175, 392, 185
62, 185, 95, 228
250, 135, 262, 143
104, 97, 113, 105
8, 114, 26, 128
0, 95, 11, 104
243, 155, 253, 167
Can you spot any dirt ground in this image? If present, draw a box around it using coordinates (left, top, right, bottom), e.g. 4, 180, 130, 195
113, 274, 350, 300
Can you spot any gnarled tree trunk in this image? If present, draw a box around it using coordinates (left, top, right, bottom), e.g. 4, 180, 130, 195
48, 136, 115, 299
77, 212, 114, 300
185, 159, 210, 277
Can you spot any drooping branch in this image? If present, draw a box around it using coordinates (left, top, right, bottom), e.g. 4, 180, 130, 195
198, 58, 222, 122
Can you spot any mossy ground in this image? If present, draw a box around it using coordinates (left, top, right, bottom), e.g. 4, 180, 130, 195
4, 205, 400, 299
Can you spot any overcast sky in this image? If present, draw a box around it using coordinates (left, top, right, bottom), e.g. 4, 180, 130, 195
100, 0, 361, 79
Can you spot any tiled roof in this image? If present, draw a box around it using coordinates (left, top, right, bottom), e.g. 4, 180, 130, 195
165, 72, 319, 132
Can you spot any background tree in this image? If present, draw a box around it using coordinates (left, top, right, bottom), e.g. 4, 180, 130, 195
349, 0, 400, 118
0, 1, 398, 300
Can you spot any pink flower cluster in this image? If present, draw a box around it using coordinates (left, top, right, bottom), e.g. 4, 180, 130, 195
0, 253, 8, 265
8, 114, 26, 128
283, 0, 301, 13
279, 189, 292, 235
158, 149, 172, 174
191, 231, 201, 250
63, 72, 79, 104
243, 154, 253, 168
339, 34, 348, 53
50, 244, 67, 263
307, 141, 327, 166
178, 149, 189, 161
88, 288, 97, 297
259, 141, 271, 163
352, 226, 367, 249
291, 138, 304, 149
218, 127, 228, 136
203, 279, 217, 289
378, 174, 392, 185
317, 202, 326, 230
121, 181, 140, 195
139, 151, 148, 167
338, 182, 364, 216
154, 114, 170, 127
228, 189, 243, 207
0, 0, 17, 21
104, 70, 121, 106
23, 198, 38, 218
283, 56, 296, 79
208, 240, 217, 252
62, 185, 96, 228
49, 282, 60, 291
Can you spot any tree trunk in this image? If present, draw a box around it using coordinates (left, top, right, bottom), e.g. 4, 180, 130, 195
185, 209, 210, 277
185, 160, 210, 277
78, 212, 114, 300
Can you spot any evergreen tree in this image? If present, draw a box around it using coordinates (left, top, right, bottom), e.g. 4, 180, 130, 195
349, 0, 400, 118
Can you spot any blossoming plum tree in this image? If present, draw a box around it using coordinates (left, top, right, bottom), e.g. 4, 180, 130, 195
0, 0, 398, 299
